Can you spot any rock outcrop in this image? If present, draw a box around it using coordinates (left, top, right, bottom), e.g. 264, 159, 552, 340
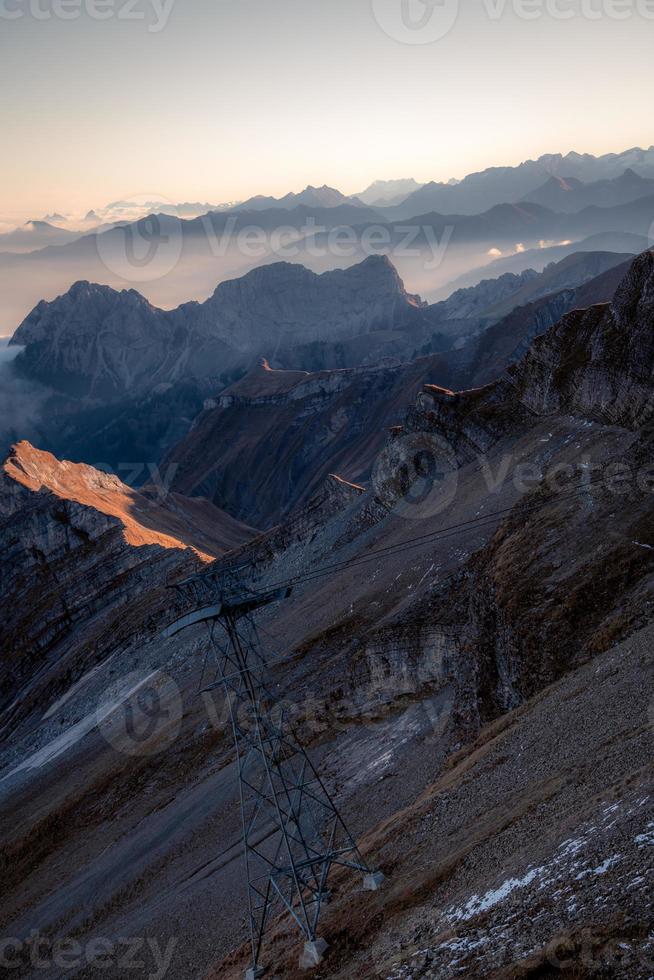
0, 441, 255, 728
508, 249, 654, 427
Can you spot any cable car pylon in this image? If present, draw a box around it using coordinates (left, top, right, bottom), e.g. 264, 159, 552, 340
164, 566, 384, 977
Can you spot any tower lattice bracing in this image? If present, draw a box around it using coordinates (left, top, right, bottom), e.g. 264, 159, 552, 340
164, 567, 383, 976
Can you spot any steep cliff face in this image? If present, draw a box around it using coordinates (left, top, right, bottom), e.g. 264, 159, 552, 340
189, 254, 425, 354
508, 249, 654, 427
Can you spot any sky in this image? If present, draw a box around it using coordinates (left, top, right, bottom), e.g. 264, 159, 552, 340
1, 0, 653, 224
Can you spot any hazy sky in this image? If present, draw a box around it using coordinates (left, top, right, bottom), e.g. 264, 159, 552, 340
1, 0, 653, 223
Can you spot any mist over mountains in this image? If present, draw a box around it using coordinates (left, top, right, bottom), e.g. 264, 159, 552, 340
4, 143, 654, 980
2, 146, 654, 337
0, 340, 49, 457
5, 245, 634, 483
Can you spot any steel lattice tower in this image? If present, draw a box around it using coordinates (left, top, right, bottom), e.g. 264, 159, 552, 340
164, 567, 383, 977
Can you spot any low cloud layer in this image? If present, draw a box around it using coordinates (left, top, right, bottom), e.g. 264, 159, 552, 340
0, 340, 50, 456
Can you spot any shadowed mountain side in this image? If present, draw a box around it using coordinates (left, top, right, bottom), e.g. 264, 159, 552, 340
165, 256, 632, 527
471, 250, 634, 321
164, 357, 447, 528
459, 255, 635, 389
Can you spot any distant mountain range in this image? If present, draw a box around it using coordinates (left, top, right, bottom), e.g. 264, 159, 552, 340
520, 168, 654, 212
0, 220, 80, 252
11, 144, 654, 245
3, 145, 654, 333
355, 178, 425, 206
236, 184, 366, 211
383, 146, 654, 217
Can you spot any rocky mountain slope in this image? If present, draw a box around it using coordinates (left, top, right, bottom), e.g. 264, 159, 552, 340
0, 441, 255, 736
165, 253, 632, 526
10, 256, 429, 399
2, 252, 654, 979
457, 253, 635, 388
429, 249, 631, 329
164, 356, 449, 527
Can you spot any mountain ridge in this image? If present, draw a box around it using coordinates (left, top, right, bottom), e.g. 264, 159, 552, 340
10, 255, 428, 399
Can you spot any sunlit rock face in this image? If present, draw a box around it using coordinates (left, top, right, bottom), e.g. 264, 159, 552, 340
0, 440, 255, 727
